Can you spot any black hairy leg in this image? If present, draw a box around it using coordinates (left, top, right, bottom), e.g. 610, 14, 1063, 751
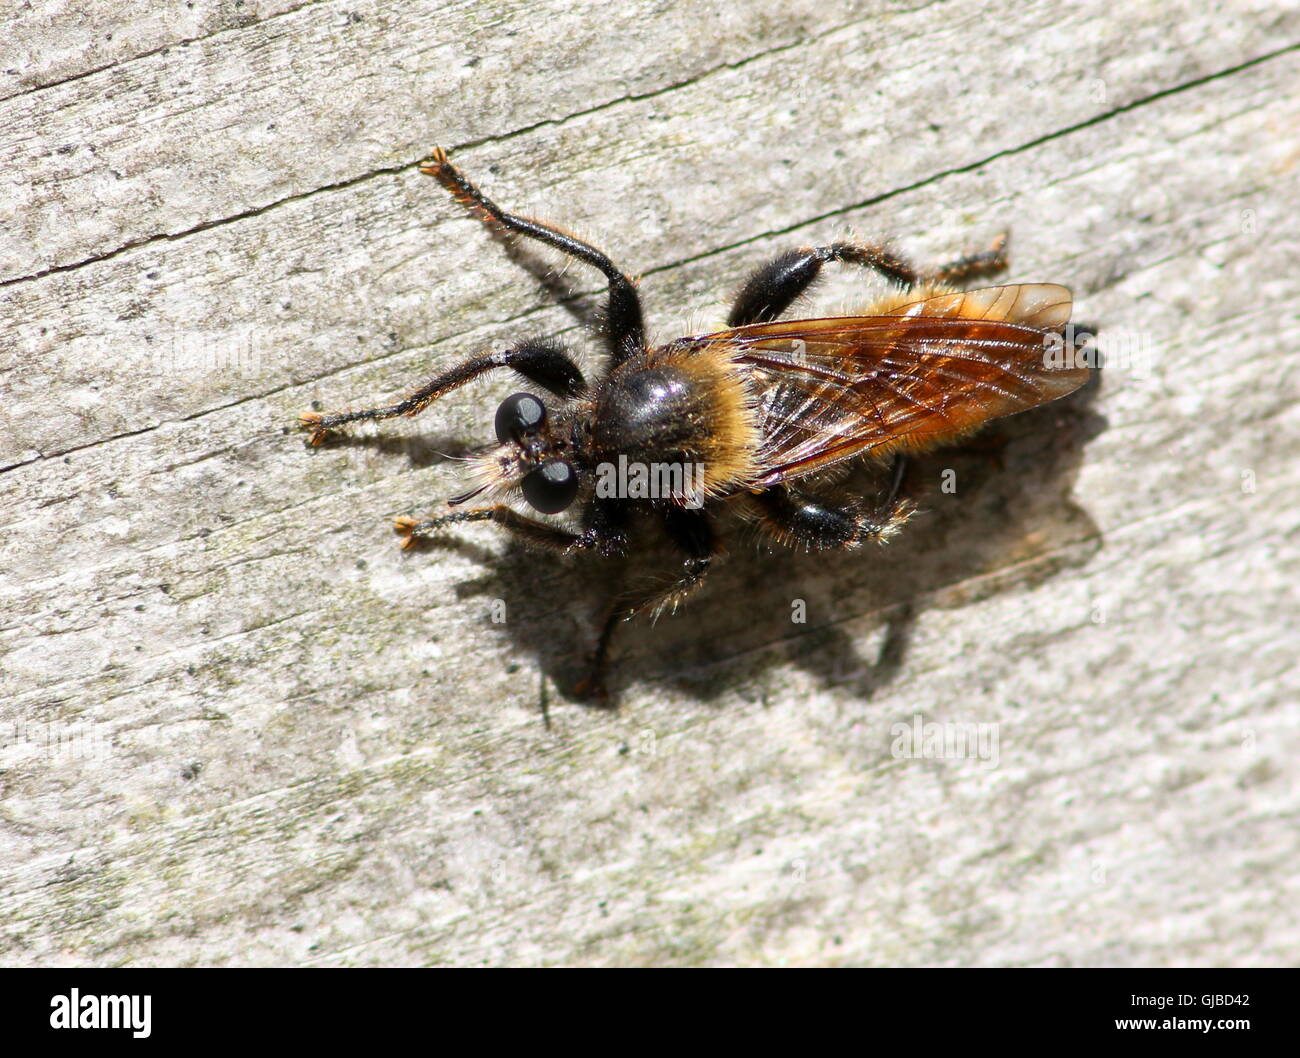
421, 147, 646, 365
750, 461, 913, 550
578, 506, 717, 703
726, 236, 1010, 326
300, 339, 584, 445
394, 505, 590, 553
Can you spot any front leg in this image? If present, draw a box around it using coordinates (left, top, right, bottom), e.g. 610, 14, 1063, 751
421, 147, 646, 366
300, 338, 584, 445
394, 504, 589, 553
397, 496, 636, 560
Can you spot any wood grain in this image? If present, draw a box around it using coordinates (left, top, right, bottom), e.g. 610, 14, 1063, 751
1, 0, 1297, 966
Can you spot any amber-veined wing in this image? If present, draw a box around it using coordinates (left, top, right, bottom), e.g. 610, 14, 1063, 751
697, 284, 1089, 487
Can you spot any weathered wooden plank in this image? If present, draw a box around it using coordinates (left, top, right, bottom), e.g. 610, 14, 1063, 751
1, 1, 311, 104
0, 1, 1297, 967
2, 0, 861, 282
5, 1, 1297, 465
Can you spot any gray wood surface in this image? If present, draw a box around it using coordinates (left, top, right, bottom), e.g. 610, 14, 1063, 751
2, 0, 1297, 966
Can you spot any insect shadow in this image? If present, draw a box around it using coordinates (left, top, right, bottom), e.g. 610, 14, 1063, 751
424, 378, 1104, 708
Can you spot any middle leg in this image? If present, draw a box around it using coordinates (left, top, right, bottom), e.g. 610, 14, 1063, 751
579, 506, 717, 702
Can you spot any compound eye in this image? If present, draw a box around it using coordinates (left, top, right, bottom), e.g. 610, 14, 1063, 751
495, 392, 547, 445
521, 461, 579, 515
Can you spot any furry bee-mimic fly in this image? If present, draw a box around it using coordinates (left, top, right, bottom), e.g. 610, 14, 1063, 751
300, 147, 1090, 702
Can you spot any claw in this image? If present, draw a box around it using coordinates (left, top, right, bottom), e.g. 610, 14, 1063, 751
298, 412, 329, 447
418, 145, 450, 176
394, 516, 421, 550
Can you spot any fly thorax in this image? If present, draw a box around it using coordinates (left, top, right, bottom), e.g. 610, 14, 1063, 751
593, 367, 704, 463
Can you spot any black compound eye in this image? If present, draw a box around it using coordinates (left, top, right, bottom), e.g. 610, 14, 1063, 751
495, 392, 547, 445
521, 461, 579, 514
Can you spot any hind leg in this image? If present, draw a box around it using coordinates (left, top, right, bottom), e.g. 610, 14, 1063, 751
726, 237, 1009, 326
749, 467, 913, 550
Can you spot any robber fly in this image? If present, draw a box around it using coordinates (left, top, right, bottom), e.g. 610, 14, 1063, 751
300, 147, 1090, 701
